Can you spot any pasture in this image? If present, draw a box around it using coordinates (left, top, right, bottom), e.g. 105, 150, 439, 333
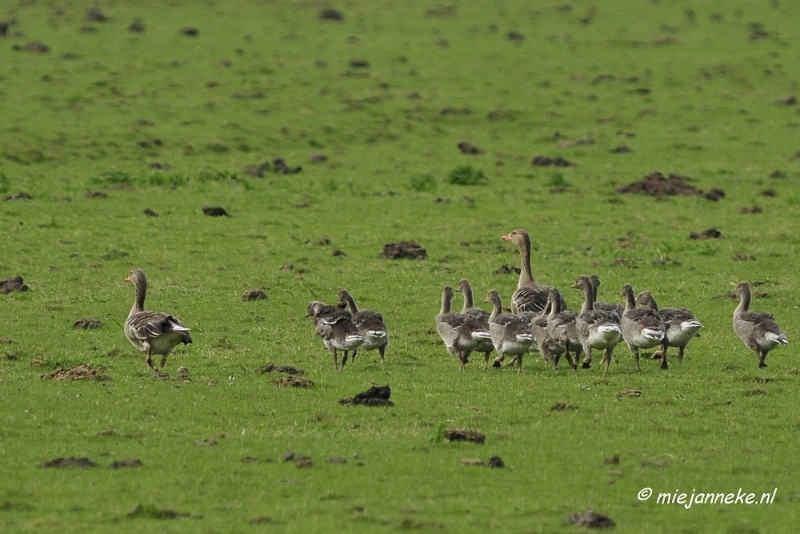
1, 1, 799, 532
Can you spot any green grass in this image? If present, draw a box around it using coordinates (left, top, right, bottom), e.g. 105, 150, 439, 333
1, 1, 800, 532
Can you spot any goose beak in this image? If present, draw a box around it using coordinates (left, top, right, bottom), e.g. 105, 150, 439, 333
124, 275, 131, 283
501, 232, 513, 242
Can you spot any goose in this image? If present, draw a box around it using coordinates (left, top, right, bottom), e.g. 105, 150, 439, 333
546, 287, 582, 370
484, 289, 536, 373
435, 285, 493, 370
590, 274, 624, 317
502, 228, 566, 315
621, 283, 668, 370
124, 269, 192, 376
733, 281, 788, 368
306, 301, 365, 370
456, 278, 495, 364
496, 312, 565, 371
635, 290, 702, 362
338, 289, 388, 363
572, 275, 622, 376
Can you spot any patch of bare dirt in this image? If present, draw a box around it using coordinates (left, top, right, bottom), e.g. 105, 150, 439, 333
444, 429, 485, 444
128, 19, 145, 32
493, 264, 521, 275
380, 241, 427, 260
109, 459, 143, 469
740, 205, 763, 214
72, 319, 101, 329
531, 155, 575, 167
177, 366, 190, 381
272, 376, 314, 387
241, 289, 267, 301
507, 31, 524, 42
0, 276, 28, 294
86, 8, 108, 22
488, 456, 505, 468
618, 171, 712, 200
567, 509, 616, 529
143, 208, 159, 217
326, 455, 347, 464
245, 161, 271, 177
604, 455, 620, 465
3, 192, 33, 201
41, 364, 107, 381
689, 228, 722, 240
127, 504, 191, 519
617, 389, 641, 398
319, 8, 344, 21
180, 27, 199, 37
13, 42, 49, 53
309, 152, 328, 163
331, 249, 347, 257
460, 457, 483, 465
258, 363, 306, 375
339, 385, 393, 406
458, 141, 484, 154
732, 254, 756, 261
202, 206, 229, 217
85, 191, 107, 198
550, 402, 577, 411
43, 457, 97, 468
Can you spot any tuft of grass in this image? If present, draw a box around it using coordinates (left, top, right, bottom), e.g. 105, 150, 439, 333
446, 165, 486, 185
408, 173, 437, 192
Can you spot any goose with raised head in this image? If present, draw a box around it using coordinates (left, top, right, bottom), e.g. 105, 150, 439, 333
733, 281, 788, 368
435, 285, 492, 370
124, 269, 192, 376
338, 289, 388, 363
485, 289, 536, 373
307, 301, 365, 370
572, 275, 622, 376
546, 287, 583, 370
621, 283, 668, 370
636, 290, 702, 362
502, 229, 566, 315
590, 274, 624, 317
456, 278, 495, 364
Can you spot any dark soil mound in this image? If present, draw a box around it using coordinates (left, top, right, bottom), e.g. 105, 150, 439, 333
241, 289, 267, 301
258, 363, 305, 376
617, 172, 725, 201
109, 459, 143, 469
689, 228, 722, 240
202, 206, 229, 217
43, 457, 97, 468
493, 264, 521, 275
0, 276, 28, 294
143, 208, 159, 217
458, 141, 484, 154
445, 429, 485, 444
271, 376, 313, 387
567, 509, 615, 529
73, 319, 101, 329
531, 155, 575, 167
488, 456, 505, 468
41, 365, 107, 381
340, 385, 394, 406
380, 241, 427, 260
319, 8, 344, 21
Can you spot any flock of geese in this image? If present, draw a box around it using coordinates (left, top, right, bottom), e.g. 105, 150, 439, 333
122, 229, 789, 376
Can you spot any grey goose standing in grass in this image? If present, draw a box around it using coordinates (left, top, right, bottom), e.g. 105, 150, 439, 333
484, 289, 536, 373
636, 290, 702, 362
502, 228, 566, 315
435, 285, 492, 370
337, 289, 388, 363
306, 301, 365, 370
733, 281, 788, 368
621, 283, 669, 371
572, 275, 622, 376
456, 278, 495, 365
589, 274, 624, 317
124, 268, 192, 376
546, 287, 583, 370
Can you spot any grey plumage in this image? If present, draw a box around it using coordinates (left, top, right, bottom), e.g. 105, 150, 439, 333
485, 289, 536, 373
435, 285, 492, 370
546, 287, 583, 370
502, 229, 566, 315
636, 290, 702, 362
733, 281, 788, 368
307, 300, 365, 370
572, 275, 621, 376
621, 283, 668, 371
456, 279, 494, 367
338, 289, 388, 363
589, 274, 624, 317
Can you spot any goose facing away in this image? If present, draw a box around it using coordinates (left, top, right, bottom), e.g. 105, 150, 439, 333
572, 275, 621, 376
435, 286, 493, 370
307, 301, 365, 370
621, 283, 668, 370
456, 279, 494, 365
733, 281, 788, 368
636, 290, 702, 362
546, 287, 582, 370
485, 289, 536, 373
124, 269, 192, 375
502, 229, 566, 315
338, 289, 388, 363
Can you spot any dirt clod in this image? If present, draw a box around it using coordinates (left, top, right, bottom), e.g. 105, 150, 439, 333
460, 457, 484, 465
611, 145, 632, 153
271, 376, 314, 387
444, 429, 485, 444
732, 254, 756, 261
331, 249, 347, 257
531, 155, 575, 167
488, 456, 505, 468
43, 457, 97, 468
740, 205, 763, 214
493, 264, 521, 275
241, 289, 267, 301
128, 19, 145, 32
245, 161, 270, 177
180, 27, 199, 36
550, 402, 577, 411
202, 206, 229, 217
14, 42, 49, 53
319, 8, 344, 21
326, 455, 347, 464
143, 208, 159, 217
340, 385, 394, 406
567, 509, 616, 529
309, 152, 328, 163
604, 455, 620, 465
1, 276, 29, 294
258, 363, 306, 376
458, 141, 484, 154
273, 157, 302, 174
177, 366, 190, 381
3, 192, 33, 201
380, 241, 427, 260
41, 365, 107, 381
73, 319, 101, 329
617, 389, 641, 398
109, 459, 143, 469
127, 504, 191, 519
689, 228, 722, 240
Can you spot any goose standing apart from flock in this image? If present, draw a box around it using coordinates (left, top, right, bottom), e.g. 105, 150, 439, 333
545, 287, 582, 370
502, 229, 566, 314
307, 301, 365, 370
733, 281, 788, 367
484, 290, 536, 373
636, 290, 702, 362
435, 285, 493, 370
338, 289, 388, 363
621, 283, 669, 371
456, 279, 495, 365
124, 269, 192, 376
572, 275, 622, 376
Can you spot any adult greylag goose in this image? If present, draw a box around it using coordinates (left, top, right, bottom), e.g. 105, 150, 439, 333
621, 283, 668, 370
456, 278, 494, 364
733, 281, 788, 368
546, 287, 583, 370
435, 285, 492, 370
590, 274, 624, 317
572, 275, 622, 376
124, 269, 192, 375
502, 229, 566, 314
306, 301, 365, 370
338, 289, 388, 363
484, 289, 536, 373
636, 290, 702, 362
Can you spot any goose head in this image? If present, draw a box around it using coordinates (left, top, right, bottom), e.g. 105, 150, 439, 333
501, 229, 530, 249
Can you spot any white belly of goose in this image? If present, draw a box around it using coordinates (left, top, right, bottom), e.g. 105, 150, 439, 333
588, 325, 622, 349
361, 330, 387, 350
630, 328, 664, 349
667, 320, 702, 346
329, 333, 365, 352
497, 334, 535, 356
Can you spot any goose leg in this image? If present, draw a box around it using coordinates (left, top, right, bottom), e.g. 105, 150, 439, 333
758, 351, 768, 368
630, 344, 641, 371
341, 351, 349, 369
602, 347, 613, 377
659, 339, 669, 370
579, 345, 590, 371
331, 349, 339, 371
677, 345, 686, 363
378, 344, 386, 364
483, 351, 491, 371
516, 354, 523, 374
159, 355, 168, 372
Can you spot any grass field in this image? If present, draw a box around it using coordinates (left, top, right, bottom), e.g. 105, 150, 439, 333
1, 1, 799, 532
